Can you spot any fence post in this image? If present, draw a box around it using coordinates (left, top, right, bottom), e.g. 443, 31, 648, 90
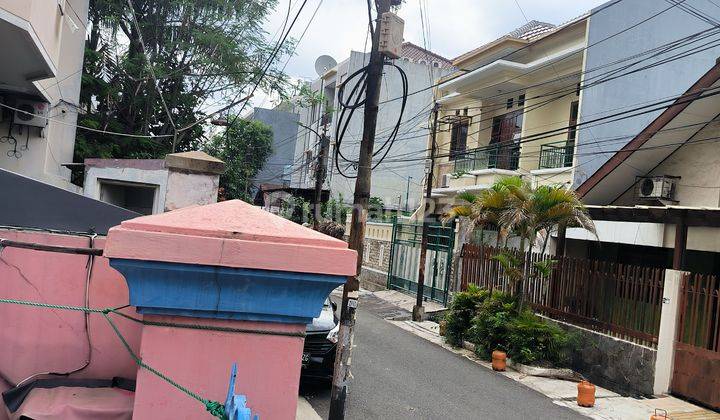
653, 269, 685, 395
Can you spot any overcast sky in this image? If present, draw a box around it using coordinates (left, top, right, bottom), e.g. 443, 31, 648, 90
263, 0, 609, 81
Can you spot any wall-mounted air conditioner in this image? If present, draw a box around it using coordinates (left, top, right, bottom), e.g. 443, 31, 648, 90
14, 100, 49, 127
636, 176, 677, 201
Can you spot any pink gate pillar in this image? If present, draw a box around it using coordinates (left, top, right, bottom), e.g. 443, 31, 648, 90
103, 200, 357, 419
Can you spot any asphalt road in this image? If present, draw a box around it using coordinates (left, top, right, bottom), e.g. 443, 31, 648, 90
300, 294, 586, 420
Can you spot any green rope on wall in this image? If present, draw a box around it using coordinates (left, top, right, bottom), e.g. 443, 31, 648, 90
0, 297, 226, 419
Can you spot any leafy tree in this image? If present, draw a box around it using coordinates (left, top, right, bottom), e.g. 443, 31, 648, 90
76, 0, 292, 161
443, 177, 523, 246
280, 195, 311, 224
204, 119, 273, 201
322, 194, 349, 224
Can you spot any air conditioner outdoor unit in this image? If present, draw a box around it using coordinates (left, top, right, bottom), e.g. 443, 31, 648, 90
14, 100, 48, 128
637, 176, 677, 201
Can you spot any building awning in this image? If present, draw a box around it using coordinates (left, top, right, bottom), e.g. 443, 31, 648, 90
438, 43, 584, 102
585, 205, 720, 227
576, 62, 720, 204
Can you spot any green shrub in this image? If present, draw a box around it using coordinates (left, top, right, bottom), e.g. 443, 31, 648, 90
506, 311, 576, 367
464, 292, 577, 367
467, 292, 517, 356
443, 285, 489, 346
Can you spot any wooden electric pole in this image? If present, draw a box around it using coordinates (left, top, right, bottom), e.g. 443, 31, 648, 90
413, 103, 439, 322
329, 0, 392, 418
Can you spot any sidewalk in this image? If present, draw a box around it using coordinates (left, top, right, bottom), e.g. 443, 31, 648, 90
367, 289, 719, 420
296, 396, 322, 420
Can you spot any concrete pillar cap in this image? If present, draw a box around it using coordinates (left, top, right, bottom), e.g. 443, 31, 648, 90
104, 199, 357, 276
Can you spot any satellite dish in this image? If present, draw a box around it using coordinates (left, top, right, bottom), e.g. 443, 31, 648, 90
314, 55, 337, 76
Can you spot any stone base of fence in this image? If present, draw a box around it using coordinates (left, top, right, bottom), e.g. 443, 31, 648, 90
359, 266, 388, 291
541, 315, 657, 397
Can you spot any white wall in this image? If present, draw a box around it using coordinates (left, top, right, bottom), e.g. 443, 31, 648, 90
0, 0, 88, 191
164, 171, 219, 212
84, 166, 169, 215
291, 51, 452, 211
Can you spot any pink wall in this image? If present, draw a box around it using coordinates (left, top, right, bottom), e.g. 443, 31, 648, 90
0, 229, 142, 419
133, 315, 305, 420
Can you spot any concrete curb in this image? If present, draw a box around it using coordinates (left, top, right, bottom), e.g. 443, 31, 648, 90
387, 318, 718, 420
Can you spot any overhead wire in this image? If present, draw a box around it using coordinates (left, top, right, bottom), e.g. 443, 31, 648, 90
377, 0, 684, 107
125, 0, 179, 149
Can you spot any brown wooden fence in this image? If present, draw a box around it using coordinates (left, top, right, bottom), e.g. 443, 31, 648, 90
671, 273, 720, 410
460, 244, 665, 346
677, 273, 719, 352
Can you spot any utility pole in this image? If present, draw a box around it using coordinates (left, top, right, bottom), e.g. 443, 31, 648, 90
404, 176, 412, 212
413, 103, 439, 322
313, 123, 330, 229
329, 0, 393, 418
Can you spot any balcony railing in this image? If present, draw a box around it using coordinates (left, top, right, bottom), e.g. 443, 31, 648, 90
453, 143, 520, 173
539, 140, 574, 169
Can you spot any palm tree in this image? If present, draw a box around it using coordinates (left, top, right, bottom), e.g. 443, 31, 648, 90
445, 176, 595, 309
500, 179, 595, 307
442, 177, 523, 246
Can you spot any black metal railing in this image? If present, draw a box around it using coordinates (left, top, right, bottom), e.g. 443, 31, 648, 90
539, 140, 574, 169
453, 143, 520, 173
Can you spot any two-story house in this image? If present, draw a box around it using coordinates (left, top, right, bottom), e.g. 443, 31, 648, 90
430, 18, 585, 211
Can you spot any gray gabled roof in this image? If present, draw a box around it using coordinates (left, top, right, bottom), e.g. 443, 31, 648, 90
0, 168, 139, 235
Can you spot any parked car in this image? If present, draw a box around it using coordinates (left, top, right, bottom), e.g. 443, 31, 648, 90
301, 298, 338, 383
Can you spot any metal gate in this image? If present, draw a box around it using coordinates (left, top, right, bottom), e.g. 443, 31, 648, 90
671, 272, 720, 410
387, 219, 455, 305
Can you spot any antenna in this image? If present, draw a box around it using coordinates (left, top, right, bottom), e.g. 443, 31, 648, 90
314, 55, 337, 77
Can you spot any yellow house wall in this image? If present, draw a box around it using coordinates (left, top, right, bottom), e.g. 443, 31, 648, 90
435, 97, 482, 163
533, 170, 573, 188
513, 21, 587, 65
519, 86, 578, 173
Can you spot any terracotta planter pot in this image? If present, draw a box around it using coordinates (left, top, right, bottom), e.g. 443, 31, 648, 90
491, 350, 507, 371
577, 380, 595, 407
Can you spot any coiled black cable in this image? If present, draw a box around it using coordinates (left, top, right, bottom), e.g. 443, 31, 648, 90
333, 59, 409, 179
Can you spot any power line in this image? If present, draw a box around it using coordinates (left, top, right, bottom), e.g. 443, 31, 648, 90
377, 0, 684, 107
126, 0, 178, 149
362, 84, 720, 166
367, 28, 720, 161
0, 102, 173, 140
332, 0, 714, 177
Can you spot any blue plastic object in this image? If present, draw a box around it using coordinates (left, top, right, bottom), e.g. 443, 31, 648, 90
225, 363, 258, 420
